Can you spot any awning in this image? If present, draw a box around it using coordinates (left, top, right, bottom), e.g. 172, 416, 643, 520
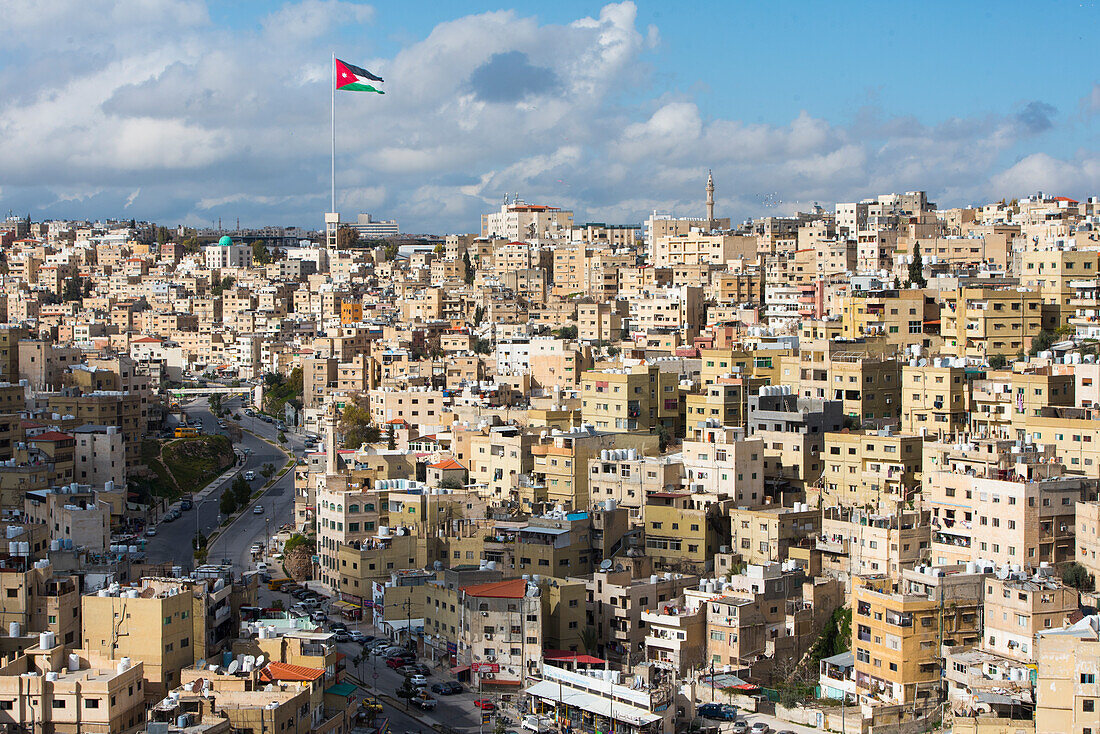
526, 681, 661, 726
543, 651, 606, 665
450, 665, 471, 675
333, 600, 361, 610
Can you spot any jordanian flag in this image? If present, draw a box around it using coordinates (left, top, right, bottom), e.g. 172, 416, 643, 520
336, 58, 384, 93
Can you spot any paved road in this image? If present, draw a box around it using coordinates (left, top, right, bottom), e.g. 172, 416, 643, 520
254, 583, 513, 734
145, 396, 307, 569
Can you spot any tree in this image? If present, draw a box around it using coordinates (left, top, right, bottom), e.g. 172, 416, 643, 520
558, 325, 578, 340
473, 305, 485, 326
655, 424, 671, 452
386, 423, 396, 451
62, 273, 83, 301
252, 240, 273, 265
463, 250, 475, 285
336, 226, 359, 249
219, 487, 238, 516
988, 354, 1008, 369
231, 476, 251, 508
579, 626, 598, 655
277, 431, 287, 443
212, 275, 235, 296
1029, 329, 1057, 357
261, 463, 276, 479
907, 241, 927, 288
156, 226, 171, 245
396, 677, 417, 710
473, 338, 492, 354
1063, 562, 1094, 591
340, 397, 381, 449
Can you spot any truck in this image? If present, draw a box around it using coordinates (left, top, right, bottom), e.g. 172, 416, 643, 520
522, 715, 553, 733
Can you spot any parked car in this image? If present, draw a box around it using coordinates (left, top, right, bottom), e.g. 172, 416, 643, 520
145, 527, 157, 537
348, 630, 366, 642
250, 543, 264, 554
385, 657, 408, 669
411, 693, 437, 711
749, 724, 771, 734
731, 723, 749, 734
522, 715, 553, 733
332, 630, 350, 642
431, 682, 463, 695
310, 611, 327, 623
180, 499, 193, 510
473, 700, 496, 711
253, 505, 264, 514
408, 674, 428, 687
697, 704, 738, 722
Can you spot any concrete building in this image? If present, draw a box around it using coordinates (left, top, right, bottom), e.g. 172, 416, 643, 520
1035, 614, 1100, 734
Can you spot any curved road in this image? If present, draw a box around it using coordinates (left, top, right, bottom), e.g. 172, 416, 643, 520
145, 396, 307, 572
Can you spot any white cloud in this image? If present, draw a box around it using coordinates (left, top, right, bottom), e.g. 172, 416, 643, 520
0, 1, 1092, 230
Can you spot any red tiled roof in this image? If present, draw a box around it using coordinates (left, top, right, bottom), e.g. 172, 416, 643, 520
259, 662, 324, 682
132, 336, 162, 343
31, 431, 73, 442
462, 578, 527, 599
429, 459, 466, 471
1053, 196, 1079, 203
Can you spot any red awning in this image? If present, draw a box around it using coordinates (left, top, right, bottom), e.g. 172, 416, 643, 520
543, 650, 606, 665
450, 665, 471, 675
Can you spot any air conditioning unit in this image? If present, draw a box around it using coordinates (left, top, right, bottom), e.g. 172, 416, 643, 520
484, 633, 493, 640
481, 611, 489, 617
485, 653, 496, 661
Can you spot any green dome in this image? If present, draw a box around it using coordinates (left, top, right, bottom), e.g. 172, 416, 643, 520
218, 235, 234, 247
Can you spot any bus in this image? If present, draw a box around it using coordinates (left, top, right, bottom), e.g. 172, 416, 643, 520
174, 426, 201, 438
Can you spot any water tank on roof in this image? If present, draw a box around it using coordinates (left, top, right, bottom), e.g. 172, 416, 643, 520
8, 622, 19, 637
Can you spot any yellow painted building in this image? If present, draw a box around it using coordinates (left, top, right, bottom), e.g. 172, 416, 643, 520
819, 429, 923, 509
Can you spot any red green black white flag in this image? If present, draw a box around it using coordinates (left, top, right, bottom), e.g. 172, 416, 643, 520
336, 58, 384, 94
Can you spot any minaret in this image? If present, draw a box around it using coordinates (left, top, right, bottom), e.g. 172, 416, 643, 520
705, 170, 715, 227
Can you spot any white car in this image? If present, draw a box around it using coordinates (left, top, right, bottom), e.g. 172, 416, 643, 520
243, 471, 256, 481
253, 505, 264, 514
750, 724, 771, 734
408, 674, 429, 687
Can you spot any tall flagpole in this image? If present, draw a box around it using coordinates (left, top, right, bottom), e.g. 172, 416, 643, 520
331, 51, 336, 214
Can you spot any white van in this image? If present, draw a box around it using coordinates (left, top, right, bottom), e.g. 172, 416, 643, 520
523, 716, 553, 733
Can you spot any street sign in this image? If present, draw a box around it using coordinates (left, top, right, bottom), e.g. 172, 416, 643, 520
446, 642, 457, 654
471, 663, 499, 673
482, 713, 492, 725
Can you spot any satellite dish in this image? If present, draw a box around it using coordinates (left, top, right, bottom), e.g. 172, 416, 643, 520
255, 654, 266, 668
599, 559, 613, 570
226, 660, 240, 675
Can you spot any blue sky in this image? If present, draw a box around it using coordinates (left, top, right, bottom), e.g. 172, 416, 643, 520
2, 1, 1098, 232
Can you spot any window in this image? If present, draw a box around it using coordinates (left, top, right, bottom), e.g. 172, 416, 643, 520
1083, 700, 1095, 713
53, 700, 66, 709
85, 699, 100, 709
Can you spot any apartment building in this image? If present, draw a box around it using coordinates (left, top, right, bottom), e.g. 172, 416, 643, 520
852, 567, 984, 706
0, 647, 146, 734
1035, 614, 1100, 734
747, 388, 844, 498
940, 286, 1046, 359
458, 578, 542, 688
680, 425, 766, 508
577, 565, 697, 662
82, 579, 195, 699
981, 572, 1079, 663
1078, 501, 1100, 585
837, 290, 938, 349
970, 368, 1074, 439
819, 429, 923, 509
530, 426, 659, 511
587, 450, 682, 523
818, 507, 929, 581
729, 505, 820, 567
900, 361, 970, 438
644, 492, 730, 573
925, 439, 1085, 569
